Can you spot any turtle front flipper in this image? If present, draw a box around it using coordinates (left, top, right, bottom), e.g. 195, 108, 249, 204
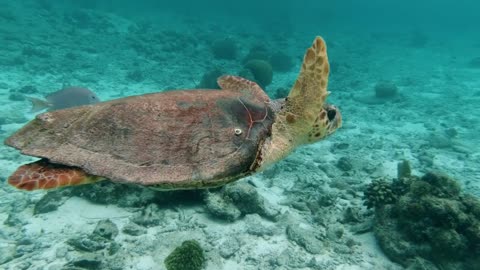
8, 159, 103, 190
276, 37, 342, 144
257, 36, 342, 170
283, 36, 337, 143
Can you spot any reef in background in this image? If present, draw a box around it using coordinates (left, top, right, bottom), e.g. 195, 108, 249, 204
364, 161, 480, 270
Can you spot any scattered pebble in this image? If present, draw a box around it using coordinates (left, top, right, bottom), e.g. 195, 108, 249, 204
286, 224, 324, 254
121, 222, 146, 236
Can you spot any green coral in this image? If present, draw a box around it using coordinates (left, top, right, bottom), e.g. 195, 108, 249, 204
242, 59, 273, 89
164, 240, 205, 270
196, 68, 225, 89
242, 44, 269, 64
372, 167, 480, 269
421, 171, 461, 198
363, 160, 417, 209
390, 176, 414, 197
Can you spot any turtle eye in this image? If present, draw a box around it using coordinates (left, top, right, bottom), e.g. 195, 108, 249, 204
234, 128, 242, 136
327, 109, 336, 121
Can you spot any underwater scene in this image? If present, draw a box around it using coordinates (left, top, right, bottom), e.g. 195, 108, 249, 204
1, 0, 479, 269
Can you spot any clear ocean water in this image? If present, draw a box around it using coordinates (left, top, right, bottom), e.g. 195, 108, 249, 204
1, 1, 479, 269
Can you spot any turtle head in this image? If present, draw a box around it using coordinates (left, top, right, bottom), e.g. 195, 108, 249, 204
324, 104, 342, 135
321, 103, 342, 137
305, 103, 342, 143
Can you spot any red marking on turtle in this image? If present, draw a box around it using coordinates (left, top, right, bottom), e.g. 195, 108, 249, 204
237, 97, 270, 140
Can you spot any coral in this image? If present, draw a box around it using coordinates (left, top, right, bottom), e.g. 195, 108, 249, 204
468, 57, 480, 69
238, 68, 256, 83
93, 219, 118, 240
67, 219, 119, 254
164, 240, 205, 270
372, 169, 480, 269
462, 194, 480, 219
204, 191, 241, 221
396, 159, 412, 179
242, 44, 269, 64
204, 182, 280, 221
363, 179, 397, 209
211, 38, 237, 60
374, 81, 398, 98
196, 68, 225, 89
336, 157, 353, 172
243, 60, 273, 88
269, 51, 294, 72
242, 46, 293, 72
420, 171, 461, 198
390, 177, 413, 197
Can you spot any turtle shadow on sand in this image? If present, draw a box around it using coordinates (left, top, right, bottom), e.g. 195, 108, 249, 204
37, 179, 280, 224
31, 181, 203, 216
354, 80, 406, 105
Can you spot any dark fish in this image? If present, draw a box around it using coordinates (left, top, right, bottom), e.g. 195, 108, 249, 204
28, 87, 100, 112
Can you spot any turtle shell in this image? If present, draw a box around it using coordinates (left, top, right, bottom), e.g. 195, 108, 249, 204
5, 87, 274, 189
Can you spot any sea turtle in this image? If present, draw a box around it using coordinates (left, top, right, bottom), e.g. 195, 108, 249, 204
4, 36, 342, 191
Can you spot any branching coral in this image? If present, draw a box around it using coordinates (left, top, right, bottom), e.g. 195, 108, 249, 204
197, 68, 225, 89
363, 179, 397, 209
242, 60, 273, 89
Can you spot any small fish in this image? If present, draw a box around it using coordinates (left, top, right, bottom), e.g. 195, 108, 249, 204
28, 87, 100, 112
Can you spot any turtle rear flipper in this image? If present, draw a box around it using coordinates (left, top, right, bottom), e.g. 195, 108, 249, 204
8, 159, 102, 190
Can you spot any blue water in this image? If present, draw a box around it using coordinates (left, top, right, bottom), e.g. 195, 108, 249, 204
1, 1, 479, 269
